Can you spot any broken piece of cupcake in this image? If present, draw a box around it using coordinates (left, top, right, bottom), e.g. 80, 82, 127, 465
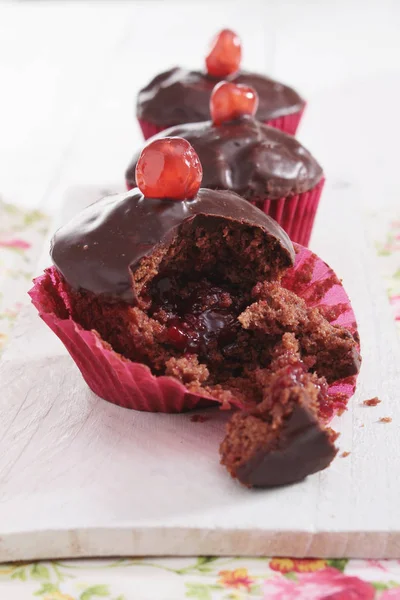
30, 137, 361, 488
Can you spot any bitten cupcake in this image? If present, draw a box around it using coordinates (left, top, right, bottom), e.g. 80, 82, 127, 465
31, 138, 361, 488
137, 29, 305, 139
128, 82, 323, 246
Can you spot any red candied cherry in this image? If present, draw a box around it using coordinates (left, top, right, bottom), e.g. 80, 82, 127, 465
205, 29, 242, 77
210, 81, 259, 126
135, 137, 203, 201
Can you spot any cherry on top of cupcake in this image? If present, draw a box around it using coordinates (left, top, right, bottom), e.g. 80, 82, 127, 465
210, 80, 258, 125
205, 29, 242, 77
135, 137, 203, 200
136, 29, 305, 126
128, 84, 322, 200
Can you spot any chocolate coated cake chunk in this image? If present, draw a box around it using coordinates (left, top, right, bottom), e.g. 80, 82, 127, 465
220, 334, 338, 487
137, 67, 305, 126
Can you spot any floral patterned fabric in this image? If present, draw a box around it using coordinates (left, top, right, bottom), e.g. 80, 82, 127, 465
1, 558, 400, 599
0, 200, 49, 354
0, 200, 399, 599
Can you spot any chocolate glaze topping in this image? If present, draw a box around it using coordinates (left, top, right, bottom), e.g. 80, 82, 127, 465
126, 116, 323, 199
137, 67, 305, 126
51, 188, 295, 304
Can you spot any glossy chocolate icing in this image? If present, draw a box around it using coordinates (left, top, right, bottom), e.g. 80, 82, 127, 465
51, 188, 295, 304
236, 403, 337, 487
137, 67, 305, 126
126, 116, 323, 199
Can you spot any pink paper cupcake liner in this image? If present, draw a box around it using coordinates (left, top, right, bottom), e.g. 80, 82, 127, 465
138, 107, 305, 141
264, 106, 305, 136
250, 177, 325, 247
29, 245, 359, 416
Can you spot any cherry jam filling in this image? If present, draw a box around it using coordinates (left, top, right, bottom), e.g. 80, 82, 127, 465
150, 275, 246, 356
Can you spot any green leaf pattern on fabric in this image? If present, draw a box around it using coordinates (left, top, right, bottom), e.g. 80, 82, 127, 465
80, 585, 110, 600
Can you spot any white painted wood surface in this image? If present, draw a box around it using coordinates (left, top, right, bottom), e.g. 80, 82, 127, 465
0, 180, 399, 561
0, 0, 400, 562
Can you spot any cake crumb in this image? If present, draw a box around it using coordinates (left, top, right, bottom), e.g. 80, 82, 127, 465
341, 451, 350, 458
363, 397, 381, 407
190, 414, 211, 423
379, 417, 392, 423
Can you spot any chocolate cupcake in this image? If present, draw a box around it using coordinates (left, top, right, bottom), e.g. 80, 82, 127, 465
128, 82, 323, 246
31, 138, 361, 488
137, 29, 305, 139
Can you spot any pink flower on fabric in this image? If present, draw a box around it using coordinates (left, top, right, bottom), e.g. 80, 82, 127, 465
389, 295, 400, 321
380, 589, 400, 599
0, 238, 31, 250
263, 568, 375, 600
366, 559, 388, 572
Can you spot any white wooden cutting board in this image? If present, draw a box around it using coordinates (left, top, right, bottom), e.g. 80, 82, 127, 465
0, 182, 399, 562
